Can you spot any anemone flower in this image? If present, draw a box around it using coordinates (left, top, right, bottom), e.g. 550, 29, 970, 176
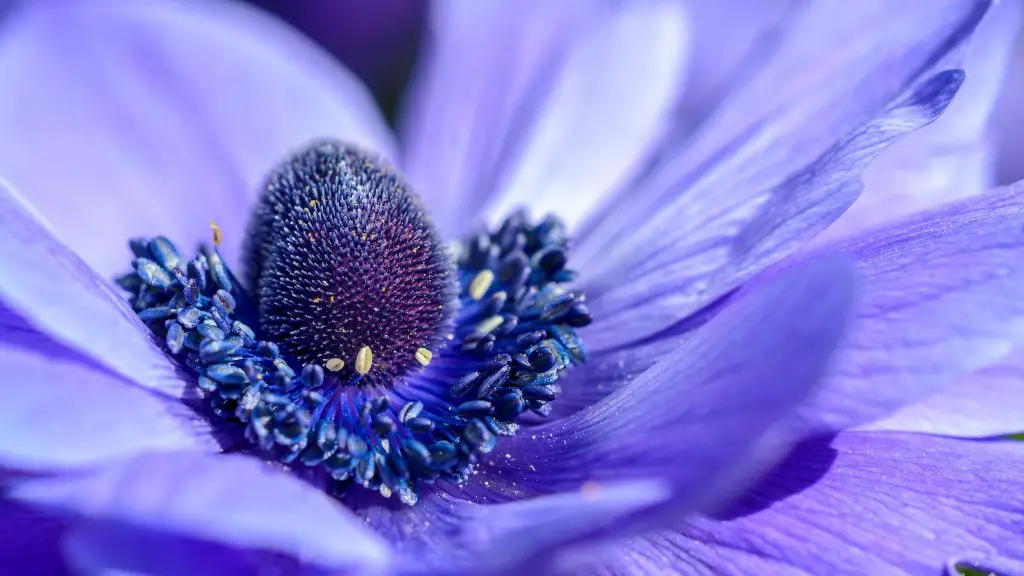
0, 1, 1023, 575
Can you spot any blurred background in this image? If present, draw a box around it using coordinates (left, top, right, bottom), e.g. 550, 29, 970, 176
249, 0, 1024, 186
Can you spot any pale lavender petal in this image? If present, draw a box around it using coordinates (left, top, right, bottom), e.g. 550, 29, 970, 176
797, 182, 1024, 433
592, 432, 1024, 575
817, 0, 1022, 243
0, 0, 394, 278
862, 347, 1024, 437
0, 343, 212, 470
994, 20, 1024, 185
0, 180, 189, 398
491, 254, 856, 518
9, 452, 390, 573
582, 67, 963, 354
672, 0, 796, 133
575, 1, 987, 349
401, 0, 686, 236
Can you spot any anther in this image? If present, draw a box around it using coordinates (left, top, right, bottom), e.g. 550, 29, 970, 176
209, 220, 222, 247
475, 315, 504, 335
414, 347, 432, 367
355, 346, 373, 375
468, 270, 494, 300
326, 358, 345, 372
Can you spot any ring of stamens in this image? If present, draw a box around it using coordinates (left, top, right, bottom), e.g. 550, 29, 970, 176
118, 167, 590, 506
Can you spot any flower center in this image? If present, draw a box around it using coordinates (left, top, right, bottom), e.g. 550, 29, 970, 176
116, 141, 591, 506
244, 142, 455, 388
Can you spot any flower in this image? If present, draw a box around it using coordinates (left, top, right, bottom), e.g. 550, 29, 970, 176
0, 1, 1022, 575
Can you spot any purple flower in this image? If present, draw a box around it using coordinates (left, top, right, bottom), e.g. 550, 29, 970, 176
0, 1, 1022, 575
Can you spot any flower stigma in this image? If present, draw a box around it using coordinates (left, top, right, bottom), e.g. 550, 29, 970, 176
116, 141, 590, 505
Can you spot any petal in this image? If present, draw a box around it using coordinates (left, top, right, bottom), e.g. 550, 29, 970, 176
0, 0, 395, 278
0, 501, 65, 574
0, 180, 190, 398
401, 0, 687, 236
993, 23, 1024, 185
254, 0, 426, 90
0, 342, 212, 471
581, 67, 963, 354
671, 0, 796, 133
817, 0, 1023, 243
9, 451, 390, 573
575, 0, 988, 349
591, 432, 1024, 575
492, 254, 857, 516
861, 347, 1024, 438
361, 480, 672, 575
797, 182, 1024, 433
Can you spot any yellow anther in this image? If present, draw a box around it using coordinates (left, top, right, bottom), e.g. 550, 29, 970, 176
468, 270, 494, 300
355, 346, 373, 375
476, 315, 504, 334
415, 347, 433, 366
325, 358, 345, 372
209, 221, 222, 247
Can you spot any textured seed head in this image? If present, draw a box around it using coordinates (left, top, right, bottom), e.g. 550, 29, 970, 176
245, 142, 456, 387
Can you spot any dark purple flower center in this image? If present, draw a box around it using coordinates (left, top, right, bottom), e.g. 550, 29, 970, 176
116, 141, 591, 506
244, 143, 456, 388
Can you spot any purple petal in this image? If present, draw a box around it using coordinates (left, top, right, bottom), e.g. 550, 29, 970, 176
993, 20, 1024, 185
251, 0, 426, 90
580, 66, 962, 355
361, 481, 671, 575
862, 347, 1024, 437
491, 254, 856, 516
670, 0, 796, 134
0, 502, 65, 575
9, 452, 390, 573
0, 180, 190, 398
575, 0, 988, 350
0, 0, 395, 278
797, 182, 1024, 433
400, 0, 687, 237
817, 0, 1022, 243
592, 432, 1024, 575
61, 522, 324, 576
0, 343, 212, 470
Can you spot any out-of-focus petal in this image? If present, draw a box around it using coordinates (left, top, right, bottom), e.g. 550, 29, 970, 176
9, 452, 390, 574
592, 432, 1024, 575
0, 180, 190, 398
250, 0, 425, 90
400, 0, 686, 237
993, 21, 1024, 185
492, 254, 856, 517
818, 0, 1022, 243
0, 502, 65, 575
0, 0, 395, 278
795, 182, 1024, 433
576, 1, 987, 348
861, 347, 1024, 438
0, 343, 212, 470
582, 68, 963, 353
672, 0, 796, 133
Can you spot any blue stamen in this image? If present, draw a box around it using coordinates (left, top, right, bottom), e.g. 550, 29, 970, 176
117, 143, 590, 506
